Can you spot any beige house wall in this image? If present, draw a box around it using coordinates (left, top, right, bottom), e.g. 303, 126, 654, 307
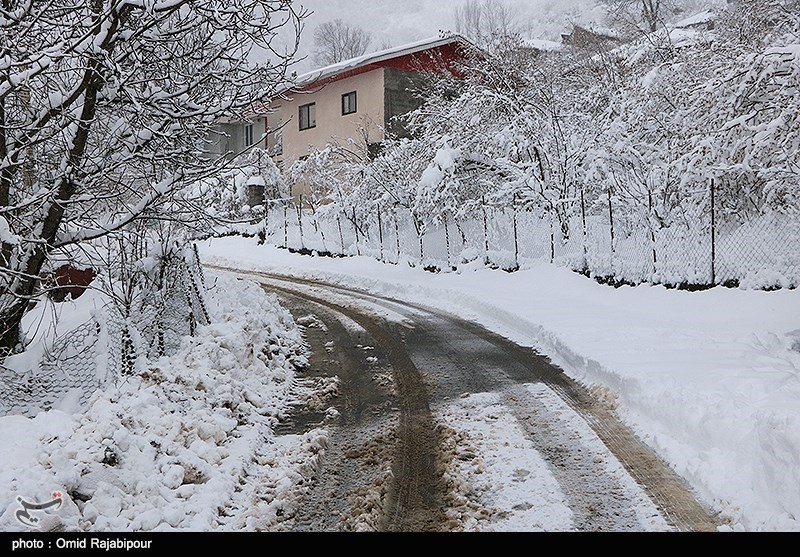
276, 68, 386, 172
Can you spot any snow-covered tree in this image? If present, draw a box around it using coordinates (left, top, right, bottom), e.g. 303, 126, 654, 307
0, 1, 304, 356
674, 0, 800, 221
359, 137, 437, 258
403, 38, 604, 241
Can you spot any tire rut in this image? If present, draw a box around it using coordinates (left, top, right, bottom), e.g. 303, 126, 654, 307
267, 285, 448, 532
213, 266, 720, 532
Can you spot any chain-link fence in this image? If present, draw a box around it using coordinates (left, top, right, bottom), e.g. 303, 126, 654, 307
0, 249, 210, 418
262, 184, 800, 291
0, 320, 105, 417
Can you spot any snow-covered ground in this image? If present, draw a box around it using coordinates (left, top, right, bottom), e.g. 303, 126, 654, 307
197, 237, 800, 532
0, 272, 324, 532
1, 235, 798, 532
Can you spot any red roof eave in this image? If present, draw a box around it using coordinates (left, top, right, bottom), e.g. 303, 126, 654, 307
240, 35, 479, 119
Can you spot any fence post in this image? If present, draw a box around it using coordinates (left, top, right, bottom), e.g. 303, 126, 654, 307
482, 196, 490, 265
337, 214, 345, 255
416, 214, 425, 265
580, 186, 588, 271
444, 211, 452, 270
608, 189, 615, 275
710, 178, 716, 286
394, 208, 401, 264
259, 199, 269, 246
311, 204, 327, 254
283, 202, 288, 249
376, 204, 384, 261
297, 195, 304, 250
647, 190, 657, 278
512, 193, 519, 270
353, 207, 361, 256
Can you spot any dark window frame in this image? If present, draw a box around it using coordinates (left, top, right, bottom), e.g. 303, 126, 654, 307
299, 102, 316, 131
342, 91, 357, 115
244, 123, 254, 147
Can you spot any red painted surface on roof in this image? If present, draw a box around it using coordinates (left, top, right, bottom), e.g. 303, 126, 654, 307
244, 38, 475, 116
378, 41, 468, 75
294, 41, 470, 93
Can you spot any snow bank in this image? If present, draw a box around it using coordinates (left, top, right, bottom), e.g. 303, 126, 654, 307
0, 273, 321, 532
198, 238, 800, 532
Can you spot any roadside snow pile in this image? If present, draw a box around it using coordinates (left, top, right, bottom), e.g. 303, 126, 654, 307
0, 273, 327, 532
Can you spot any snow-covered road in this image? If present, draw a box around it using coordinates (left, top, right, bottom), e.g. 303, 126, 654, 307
239, 270, 719, 531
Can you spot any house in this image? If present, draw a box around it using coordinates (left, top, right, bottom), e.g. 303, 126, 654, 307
673, 10, 717, 31
560, 25, 622, 50
206, 34, 476, 200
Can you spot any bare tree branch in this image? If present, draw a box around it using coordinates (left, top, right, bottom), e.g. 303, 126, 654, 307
312, 18, 372, 66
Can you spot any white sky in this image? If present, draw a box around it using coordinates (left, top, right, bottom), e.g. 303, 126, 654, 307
288, 0, 607, 71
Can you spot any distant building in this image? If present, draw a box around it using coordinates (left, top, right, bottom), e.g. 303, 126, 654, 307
560, 25, 622, 50
206, 34, 476, 199
673, 10, 717, 31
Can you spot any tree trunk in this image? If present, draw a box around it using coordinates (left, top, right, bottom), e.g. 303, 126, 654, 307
0, 57, 102, 355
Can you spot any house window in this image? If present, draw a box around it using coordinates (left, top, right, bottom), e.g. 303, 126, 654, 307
299, 103, 316, 131
244, 124, 254, 147
342, 91, 357, 115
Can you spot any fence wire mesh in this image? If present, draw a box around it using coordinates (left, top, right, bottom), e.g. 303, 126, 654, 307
0, 253, 210, 418
264, 192, 800, 290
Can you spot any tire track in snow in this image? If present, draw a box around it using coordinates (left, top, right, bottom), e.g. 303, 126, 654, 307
210, 265, 720, 532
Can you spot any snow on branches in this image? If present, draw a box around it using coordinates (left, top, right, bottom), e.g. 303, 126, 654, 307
284, 3, 799, 288
0, 1, 305, 354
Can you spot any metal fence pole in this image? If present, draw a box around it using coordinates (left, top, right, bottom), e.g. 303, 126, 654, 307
608, 189, 615, 276
311, 204, 327, 253
580, 186, 588, 271
415, 211, 424, 264
283, 202, 288, 249
482, 196, 490, 265
353, 207, 361, 256
377, 204, 384, 262
297, 195, 304, 250
444, 211, 452, 270
512, 193, 519, 270
647, 190, 657, 277
337, 214, 345, 255
710, 178, 716, 286
260, 199, 270, 246
394, 208, 401, 264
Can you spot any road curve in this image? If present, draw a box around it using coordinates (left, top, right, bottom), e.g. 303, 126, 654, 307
208, 265, 720, 532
